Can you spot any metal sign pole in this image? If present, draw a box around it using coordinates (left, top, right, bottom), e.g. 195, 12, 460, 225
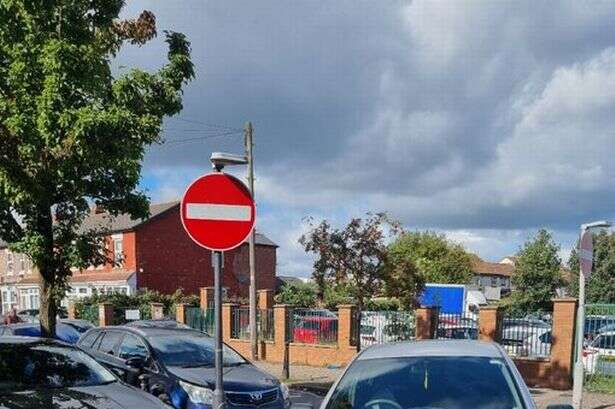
213, 250, 225, 409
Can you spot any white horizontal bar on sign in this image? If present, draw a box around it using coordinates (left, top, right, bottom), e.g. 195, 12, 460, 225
186, 203, 251, 222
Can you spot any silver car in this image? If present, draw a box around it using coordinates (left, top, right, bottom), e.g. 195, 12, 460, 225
318, 340, 548, 409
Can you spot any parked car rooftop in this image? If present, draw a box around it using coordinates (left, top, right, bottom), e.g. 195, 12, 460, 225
88, 325, 203, 338
358, 339, 504, 360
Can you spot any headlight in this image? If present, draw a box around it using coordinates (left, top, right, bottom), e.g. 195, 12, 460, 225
179, 380, 214, 405
280, 383, 290, 401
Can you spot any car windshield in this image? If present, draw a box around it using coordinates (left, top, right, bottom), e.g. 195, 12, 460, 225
0, 343, 116, 392
326, 356, 525, 409
149, 333, 247, 368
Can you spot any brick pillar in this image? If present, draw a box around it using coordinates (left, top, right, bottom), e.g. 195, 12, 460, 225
479, 305, 502, 342
99, 302, 114, 327
67, 303, 77, 320
258, 289, 274, 310
274, 304, 289, 347
415, 306, 439, 340
200, 287, 214, 310
550, 298, 578, 390
222, 303, 237, 343
151, 302, 164, 320
175, 303, 189, 324
337, 304, 357, 348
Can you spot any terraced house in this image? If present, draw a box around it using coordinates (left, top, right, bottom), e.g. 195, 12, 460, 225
0, 201, 278, 314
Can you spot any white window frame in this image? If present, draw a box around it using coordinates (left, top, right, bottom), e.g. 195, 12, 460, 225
6, 252, 13, 276
113, 236, 123, 266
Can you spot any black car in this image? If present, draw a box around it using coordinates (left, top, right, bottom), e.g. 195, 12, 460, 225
77, 326, 290, 409
0, 336, 170, 409
125, 319, 190, 329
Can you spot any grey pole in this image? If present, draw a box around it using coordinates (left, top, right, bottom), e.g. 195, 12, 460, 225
213, 250, 226, 409
572, 227, 586, 409
245, 122, 258, 360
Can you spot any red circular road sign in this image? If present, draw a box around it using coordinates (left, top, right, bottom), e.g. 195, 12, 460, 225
180, 173, 256, 251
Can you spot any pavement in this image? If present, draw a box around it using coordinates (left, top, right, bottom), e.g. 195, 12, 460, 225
255, 361, 615, 409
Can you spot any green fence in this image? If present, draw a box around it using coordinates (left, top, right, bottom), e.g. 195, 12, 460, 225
79, 304, 99, 326
584, 304, 615, 393
186, 307, 215, 335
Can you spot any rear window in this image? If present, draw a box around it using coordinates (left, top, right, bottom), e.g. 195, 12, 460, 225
12, 326, 40, 337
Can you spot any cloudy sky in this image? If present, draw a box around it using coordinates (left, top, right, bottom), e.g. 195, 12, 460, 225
118, 1, 615, 277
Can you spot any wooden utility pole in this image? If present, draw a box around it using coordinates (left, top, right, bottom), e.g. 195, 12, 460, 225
245, 122, 258, 360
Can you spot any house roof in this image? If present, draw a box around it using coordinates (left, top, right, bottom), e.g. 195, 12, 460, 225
69, 270, 135, 284
80, 201, 179, 234
52, 200, 277, 247
471, 255, 515, 277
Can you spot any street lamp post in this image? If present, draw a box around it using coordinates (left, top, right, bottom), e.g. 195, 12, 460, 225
572, 220, 611, 409
208, 152, 249, 409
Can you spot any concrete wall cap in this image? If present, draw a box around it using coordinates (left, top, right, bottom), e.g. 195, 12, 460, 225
551, 297, 577, 303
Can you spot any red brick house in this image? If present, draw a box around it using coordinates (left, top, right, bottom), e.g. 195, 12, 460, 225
0, 201, 277, 312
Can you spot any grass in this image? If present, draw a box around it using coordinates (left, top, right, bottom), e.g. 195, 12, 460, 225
586, 374, 615, 394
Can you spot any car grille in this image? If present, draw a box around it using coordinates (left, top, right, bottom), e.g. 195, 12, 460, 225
226, 388, 279, 406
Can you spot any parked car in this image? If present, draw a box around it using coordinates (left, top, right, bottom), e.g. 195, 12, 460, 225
320, 340, 541, 409
293, 316, 337, 344
437, 325, 478, 340
520, 328, 552, 358
0, 322, 81, 344
360, 312, 414, 347
126, 319, 190, 329
0, 336, 170, 408
60, 318, 95, 334
17, 307, 68, 322
583, 331, 615, 375
77, 326, 290, 409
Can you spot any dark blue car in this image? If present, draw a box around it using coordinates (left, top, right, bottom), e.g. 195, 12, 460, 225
77, 326, 290, 409
0, 322, 81, 344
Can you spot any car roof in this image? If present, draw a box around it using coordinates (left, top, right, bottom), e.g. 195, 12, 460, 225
357, 340, 504, 360
0, 336, 68, 346
89, 325, 206, 338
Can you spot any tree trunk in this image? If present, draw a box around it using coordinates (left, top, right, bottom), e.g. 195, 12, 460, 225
39, 268, 57, 338
37, 205, 56, 338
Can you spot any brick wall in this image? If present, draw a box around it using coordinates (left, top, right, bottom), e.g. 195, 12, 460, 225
134, 207, 276, 296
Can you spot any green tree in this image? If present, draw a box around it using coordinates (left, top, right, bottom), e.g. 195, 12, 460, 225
299, 213, 402, 310
387, 231, 473, 286
568, 230, 615, 303
383, 257, 425, 310
274, 282, 317, 308
511, 229, 563, 312
0, 2, 194, 336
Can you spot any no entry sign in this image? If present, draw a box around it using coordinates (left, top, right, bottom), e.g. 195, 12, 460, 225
181, 173, 256, 251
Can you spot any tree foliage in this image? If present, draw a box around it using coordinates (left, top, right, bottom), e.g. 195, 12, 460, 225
299, 213, 402, 309
0, 1, 194, 336
510, 229, 563, 312
568, 230, 615, 303
387, 231, 473, 286
274, 282, 317, 308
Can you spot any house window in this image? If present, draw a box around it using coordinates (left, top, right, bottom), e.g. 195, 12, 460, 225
19, 254, 26, 274
1, 290, 10, 314
79, 288, 88, 294
490, 276, 498, 287
20, 288, 40, 310
6, 252, 13, 275
113, 238, 123, 265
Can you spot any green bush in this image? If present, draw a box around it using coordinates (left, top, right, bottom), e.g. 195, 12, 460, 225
365, 297, 402, 311
274, 282, 317, 308
74, 289, 199, 322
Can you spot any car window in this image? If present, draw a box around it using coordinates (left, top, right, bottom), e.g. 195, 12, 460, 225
0, 343, 116, 392
97, 331, 123, 355
119, 334, 149, 360
326, 357, 525, 409
0, 328, 5, 336
79, 331, 101, 349
596, 335, 615, 349
148, 333, 246, 368
539, 331, 552, 344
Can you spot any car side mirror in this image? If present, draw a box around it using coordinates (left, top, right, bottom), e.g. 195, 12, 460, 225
126, 357, 145, 369
546, 405, 573, 409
